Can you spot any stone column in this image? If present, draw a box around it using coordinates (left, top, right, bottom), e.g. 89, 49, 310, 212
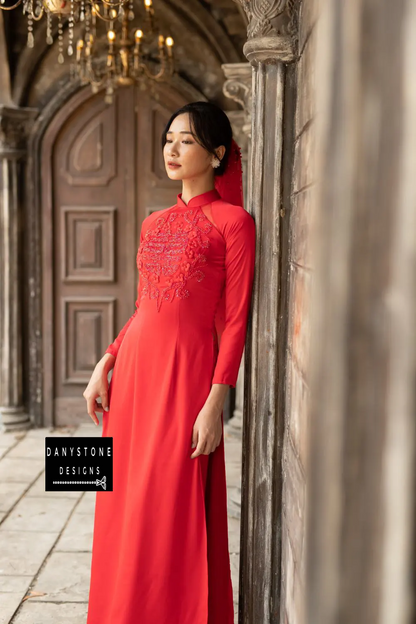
306, 2, 416, 624
222, 64, 252, 523
0, 106, 37, 432
234, 1, 299, 622
222, 62, 252, 441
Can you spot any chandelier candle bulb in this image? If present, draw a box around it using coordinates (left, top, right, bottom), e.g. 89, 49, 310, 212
133, 51, 140, 70
84, 33, 90, 59
134, 30, 142, 62
76, 38, 84, 61
85, 32, 94, 58
166, 36, 173, 57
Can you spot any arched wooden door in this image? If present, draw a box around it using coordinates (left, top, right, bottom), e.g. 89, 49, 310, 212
41, 84, 185, 426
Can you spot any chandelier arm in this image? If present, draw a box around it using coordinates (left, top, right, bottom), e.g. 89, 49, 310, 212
140, 60, 166, 81
84, 61, 111, 87
91, 6, 115, 22
100, 0, 127, 7
31, 6, 44, 20
0, 0, 23, 10
85, 65, 104, 84
90, 76, 108, 88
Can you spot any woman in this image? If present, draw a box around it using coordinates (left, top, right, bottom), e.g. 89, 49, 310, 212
84, 101, 256, 624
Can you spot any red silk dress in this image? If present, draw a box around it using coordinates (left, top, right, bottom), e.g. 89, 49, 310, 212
86, 188, 256, 624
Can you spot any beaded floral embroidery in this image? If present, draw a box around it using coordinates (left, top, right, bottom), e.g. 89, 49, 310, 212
136, 207, 213, 312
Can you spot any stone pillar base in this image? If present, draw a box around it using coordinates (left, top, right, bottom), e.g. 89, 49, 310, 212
0, 406, 31, 432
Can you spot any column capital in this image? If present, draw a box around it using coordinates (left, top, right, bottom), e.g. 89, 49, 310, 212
0, 106, 38, 159
222, 63, 252, 140
237, 0, 300, 64
227, 111, 249, 153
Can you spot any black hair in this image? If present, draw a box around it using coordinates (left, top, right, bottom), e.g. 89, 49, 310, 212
161, 101, 233, 176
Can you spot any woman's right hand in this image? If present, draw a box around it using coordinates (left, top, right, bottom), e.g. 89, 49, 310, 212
83, 354, 115, 425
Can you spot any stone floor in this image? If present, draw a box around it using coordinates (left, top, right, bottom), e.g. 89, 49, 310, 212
0, 419, 242, 623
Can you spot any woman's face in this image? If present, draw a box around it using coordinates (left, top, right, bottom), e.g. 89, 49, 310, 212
163, 113, 221, 181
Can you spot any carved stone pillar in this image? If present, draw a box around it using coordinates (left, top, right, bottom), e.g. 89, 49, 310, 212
223, 62, 252, 207
222, 62, 252, 441
234, 1, 299, 622
0, 106, 37, 432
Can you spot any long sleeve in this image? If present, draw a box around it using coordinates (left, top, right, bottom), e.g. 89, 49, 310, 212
211, 209, 256, 388
104, 299, 139, 360
104, 221, 146, 360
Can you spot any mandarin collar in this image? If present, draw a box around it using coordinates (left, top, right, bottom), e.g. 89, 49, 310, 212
176, 188, 221, 208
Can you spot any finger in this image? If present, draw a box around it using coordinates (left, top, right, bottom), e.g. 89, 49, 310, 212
88, 411, 99, 426
190, 431, 199, 458
95, 397, 108, 413
191, 437, 206, 459
87, 399, 99, 426
100, 392, 110, 412
205, 440, 215, 455
87, 398, 97, 418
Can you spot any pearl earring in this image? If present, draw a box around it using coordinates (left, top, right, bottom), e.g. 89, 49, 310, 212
211, 157, 221, 169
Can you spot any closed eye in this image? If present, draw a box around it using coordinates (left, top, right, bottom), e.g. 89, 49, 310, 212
165, 140, 193, 144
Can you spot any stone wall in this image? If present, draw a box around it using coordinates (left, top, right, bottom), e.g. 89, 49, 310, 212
280, 0, 317, 622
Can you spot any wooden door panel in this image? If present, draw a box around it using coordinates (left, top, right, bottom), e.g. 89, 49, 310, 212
46, 84, 185, 426
61, 205, 116, 282
63, 98, 117, 187
61, 296, 115, 385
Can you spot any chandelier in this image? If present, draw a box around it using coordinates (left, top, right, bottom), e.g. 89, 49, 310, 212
0, 0, 176, 102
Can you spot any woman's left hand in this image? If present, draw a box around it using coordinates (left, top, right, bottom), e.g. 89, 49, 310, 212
190, 403, 223, 458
